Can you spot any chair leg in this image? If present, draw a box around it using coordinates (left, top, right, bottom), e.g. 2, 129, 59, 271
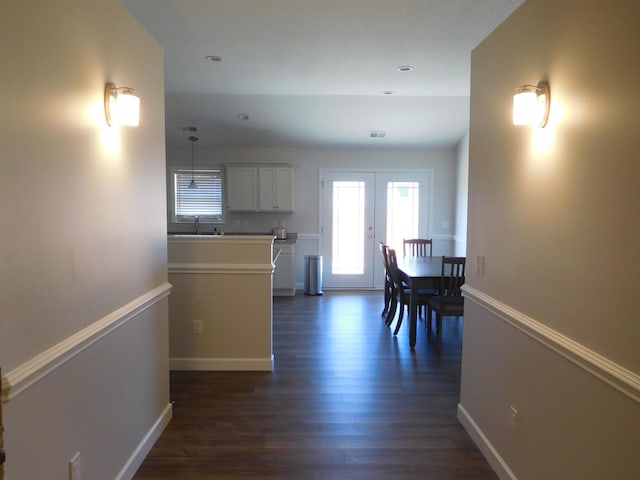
436, 314, 443, 338
381, 283, 391, 316
393, 305, 404, 336
385, 295, 398, 326
426, 307, 433, 335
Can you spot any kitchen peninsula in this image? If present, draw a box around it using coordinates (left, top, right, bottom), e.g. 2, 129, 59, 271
167, 234, 274, 371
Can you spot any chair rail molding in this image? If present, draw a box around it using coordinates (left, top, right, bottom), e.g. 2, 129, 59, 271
462, 285, 640, 404
168, 262, 274, 275
1, 282, 172, 403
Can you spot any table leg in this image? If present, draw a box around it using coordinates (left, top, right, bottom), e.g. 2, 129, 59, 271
409, 280, 418, 348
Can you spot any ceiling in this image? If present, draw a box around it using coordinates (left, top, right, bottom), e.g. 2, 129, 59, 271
122, 0, 525, 149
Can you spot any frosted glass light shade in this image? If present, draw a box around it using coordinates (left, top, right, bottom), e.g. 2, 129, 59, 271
513, 81, 550, 127
114, 90, 140, 126
513, 87, 539, 125
104, 82, 140, 127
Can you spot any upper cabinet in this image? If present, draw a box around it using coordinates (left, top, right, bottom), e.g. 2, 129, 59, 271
226, 165, 295, 212
258, 167, 295, 212
226, 166, 258, 211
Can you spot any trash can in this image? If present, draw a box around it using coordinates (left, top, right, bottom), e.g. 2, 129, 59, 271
304, 255, 323, 295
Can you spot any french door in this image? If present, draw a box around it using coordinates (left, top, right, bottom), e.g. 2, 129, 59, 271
321, 172, 376, 288
321, 169, 432, 289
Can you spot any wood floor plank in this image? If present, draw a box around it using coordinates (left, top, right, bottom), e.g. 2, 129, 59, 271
134, 291, 496, 479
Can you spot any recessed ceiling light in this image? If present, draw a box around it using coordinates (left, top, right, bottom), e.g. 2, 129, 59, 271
396, 65, 414, 72
205, 55, 223, 62
382, 90, 394, 95
237, 113, 249, 121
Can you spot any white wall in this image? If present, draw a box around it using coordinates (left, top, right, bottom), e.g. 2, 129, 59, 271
167, 146, 458, 285
460, 0, 640, 479
0, 1, 170, 478
454, 132, 469, 256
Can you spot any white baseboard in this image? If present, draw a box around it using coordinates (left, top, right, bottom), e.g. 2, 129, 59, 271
170, 355, 274, 371
457, 404, 518, 480
115, 402, 173, 480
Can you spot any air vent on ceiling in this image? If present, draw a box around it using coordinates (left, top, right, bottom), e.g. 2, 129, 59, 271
178, 125, 199, 134
369, 131, 387, 139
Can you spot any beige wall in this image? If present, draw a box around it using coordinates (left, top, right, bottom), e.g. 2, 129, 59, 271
167, 236, 274, 370
461, 0, 640, 478
0, 1, 170, 478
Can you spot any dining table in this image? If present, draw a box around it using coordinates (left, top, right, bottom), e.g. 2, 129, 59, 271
395, 255, 443, 348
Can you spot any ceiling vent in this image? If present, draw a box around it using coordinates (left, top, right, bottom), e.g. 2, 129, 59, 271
369, 131, 387, 139
178, 125, 199, 134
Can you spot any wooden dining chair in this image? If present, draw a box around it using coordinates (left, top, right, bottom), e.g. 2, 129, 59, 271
379, 242, 394, 317
426, 256, 466, 338
403, 238, 433, 317
385, 248, 434, 335
403, 238, 433, 257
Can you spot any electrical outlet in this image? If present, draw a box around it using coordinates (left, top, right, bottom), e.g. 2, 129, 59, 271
192, 319, 203, 334
476, 255, 485, 274
510, 405, 519, 431
69, 452, 81, 480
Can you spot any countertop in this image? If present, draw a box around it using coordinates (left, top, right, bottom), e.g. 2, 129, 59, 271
168, 232, 297, 243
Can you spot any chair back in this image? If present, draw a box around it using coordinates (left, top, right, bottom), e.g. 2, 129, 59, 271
438, 256, 466, 297
386, 248, 403, 289
379, 242, 391, 279
403, 238, 433, 257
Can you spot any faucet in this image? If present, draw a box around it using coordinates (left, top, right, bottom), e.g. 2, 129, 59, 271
194, 216, 200, 234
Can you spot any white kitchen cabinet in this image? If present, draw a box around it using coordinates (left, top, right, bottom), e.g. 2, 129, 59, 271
258, 167, 295, 212
226, 166, 258, 211
226, 165, 295, 212
273, 242, 295, 296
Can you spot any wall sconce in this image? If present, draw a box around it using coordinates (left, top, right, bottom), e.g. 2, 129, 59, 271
104, 82, 140, 127
513, 81, 550, 128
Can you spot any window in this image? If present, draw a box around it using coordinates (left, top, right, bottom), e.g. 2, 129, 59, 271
172, 168, 223, 223
331, 181, 366, 274
386, 181, 419, 251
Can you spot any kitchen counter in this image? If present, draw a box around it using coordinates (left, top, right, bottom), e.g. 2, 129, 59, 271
167, 234, 274, 371
168, 233, 297, 243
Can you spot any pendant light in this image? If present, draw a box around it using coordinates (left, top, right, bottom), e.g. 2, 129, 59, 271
188, 135, 198, 189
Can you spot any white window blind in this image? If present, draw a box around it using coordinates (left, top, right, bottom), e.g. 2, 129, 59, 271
174, 169, 223, 222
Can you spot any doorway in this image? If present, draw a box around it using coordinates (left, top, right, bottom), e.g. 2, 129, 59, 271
320, 169, 432, 289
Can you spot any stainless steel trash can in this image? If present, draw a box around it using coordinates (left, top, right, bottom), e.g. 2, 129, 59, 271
304, 255, 323, 295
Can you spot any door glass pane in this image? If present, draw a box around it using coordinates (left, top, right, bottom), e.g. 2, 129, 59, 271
386, 181, 420, 251
332, 181, 365, 274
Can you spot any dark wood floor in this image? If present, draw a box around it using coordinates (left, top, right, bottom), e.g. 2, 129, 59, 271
134, 291, 497, 480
